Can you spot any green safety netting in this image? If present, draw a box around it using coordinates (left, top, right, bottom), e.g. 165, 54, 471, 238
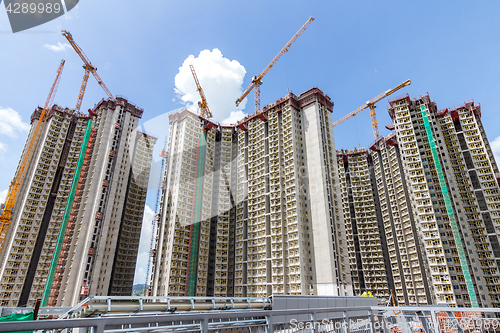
419, 105, 478, 307
41, 120, 93, 306
187, 132, 206, 295
0, 311, 34, 333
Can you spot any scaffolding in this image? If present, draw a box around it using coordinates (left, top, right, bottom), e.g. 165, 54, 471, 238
419, 105, 479, 307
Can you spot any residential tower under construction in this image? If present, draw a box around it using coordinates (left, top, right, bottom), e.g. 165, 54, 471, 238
0, 97, 156, 307
336, 94, 500, 308
151, 88, 353, 298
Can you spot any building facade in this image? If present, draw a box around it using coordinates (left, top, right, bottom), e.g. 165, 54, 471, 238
337, 148, 392, 300
151, 88, 352, 298
336, 95, 500, 308
384, 95, 500, 307
0, 98, 155, 307
370, 135, 432, 306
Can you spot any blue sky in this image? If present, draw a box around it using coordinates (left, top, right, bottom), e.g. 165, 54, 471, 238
1, 1, 500, 285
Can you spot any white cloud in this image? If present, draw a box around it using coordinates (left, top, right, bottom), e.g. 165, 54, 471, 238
491, 135, 500, 166
43, 42, 71, 52
133, 204, 156, 285
0, 107, 30, 139
174, 49, 247, 122
0, 189, 7, 205
0, 143, 6, 153
222, 110, 247, 125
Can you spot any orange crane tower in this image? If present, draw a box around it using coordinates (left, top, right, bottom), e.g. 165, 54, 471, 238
333, 80, 411, 140
61, 30, 115, 113
0, 60, 66, 250
189, 64, 212, 118
235, 16, 314, 113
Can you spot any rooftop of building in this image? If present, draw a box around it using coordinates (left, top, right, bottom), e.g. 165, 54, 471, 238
168, 87, 334, 132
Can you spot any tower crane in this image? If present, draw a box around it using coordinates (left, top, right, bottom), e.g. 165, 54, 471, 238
0, 60, 66, 251
189, 64, 212, 118
235, 16, 314, 113
333, 80, 411, 140
61, 30, 115, 113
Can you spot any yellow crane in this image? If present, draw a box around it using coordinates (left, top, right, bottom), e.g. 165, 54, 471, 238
235, 16, 314, 113
189, 64, 212, 118
332, 80, 411, 140
61, 30, 115, 113
0, 60, 66, 250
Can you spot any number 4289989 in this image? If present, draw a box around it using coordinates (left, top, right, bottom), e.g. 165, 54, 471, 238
5, 2, 62, 14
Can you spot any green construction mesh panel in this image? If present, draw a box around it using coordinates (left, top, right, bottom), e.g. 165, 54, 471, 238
187, 132, 206, 296
0, 311, 34, 333
419, 105, 478, 307
41, 120, 93, 306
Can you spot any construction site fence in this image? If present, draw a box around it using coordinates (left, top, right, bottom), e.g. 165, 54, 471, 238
0, 304, 500, 333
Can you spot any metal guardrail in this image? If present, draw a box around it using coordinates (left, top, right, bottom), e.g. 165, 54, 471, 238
0, 306, 375, 333
1, 304, 500, 333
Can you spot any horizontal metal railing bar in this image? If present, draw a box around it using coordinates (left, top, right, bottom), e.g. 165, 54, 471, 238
97, 309, 267, 317
106, 323, 201, 333
1, 304, 499, 332
372, 305, 500, 313
106, 319, 268, 333
87, 296, 269, 300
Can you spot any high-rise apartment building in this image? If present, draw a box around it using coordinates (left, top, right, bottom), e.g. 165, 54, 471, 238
383, 95, 500, 307
152, 86, 500, 307
370, 134, 432, 306
151, 88, 352, 297
336, 94, 500, 308
337, 148, 391, 300
0, 97, 155, 307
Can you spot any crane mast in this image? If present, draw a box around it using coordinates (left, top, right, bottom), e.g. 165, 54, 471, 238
235, 16, 314, 113
0, 60, 66, 250
333, 80, 411, 140
189, 64, 212, 118
61, 30, 115, 113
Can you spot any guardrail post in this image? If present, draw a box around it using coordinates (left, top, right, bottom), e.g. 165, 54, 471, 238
201, 315, 208, 333
267, 314, 274, 333
310, 312, 318, 333
430, 309, 439, 333
343, 310, 350, 333
368, 309, 376, 333
95, 323, 105, 333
